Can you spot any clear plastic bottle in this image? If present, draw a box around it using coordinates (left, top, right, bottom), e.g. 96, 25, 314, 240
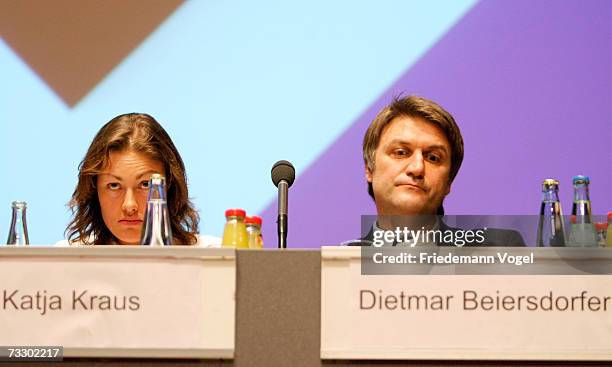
222, 209, 248, 248
245, 216, 264, 249
6, 201, 29, 246
536, 179, 565, 247
140, 174, 173, 246
595, 222, 608, 247
567, 175, 597, 247
607, 212, 612, 248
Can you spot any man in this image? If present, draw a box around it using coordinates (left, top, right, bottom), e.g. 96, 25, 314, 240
357, 95, 524, 247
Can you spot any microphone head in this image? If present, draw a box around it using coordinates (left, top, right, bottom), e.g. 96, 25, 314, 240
271, 160, 295, 188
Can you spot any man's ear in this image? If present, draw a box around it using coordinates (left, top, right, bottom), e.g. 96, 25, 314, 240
365, 165, 373, 183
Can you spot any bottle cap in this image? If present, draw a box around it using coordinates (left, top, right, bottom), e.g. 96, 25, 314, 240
542, 179, 559, 190
245, 216, 263, 226
11, 201, 27, 209
595, 222, 608, 231
150, 173, 165, 184
572, 175, 590, 185
225, 209, 246, 218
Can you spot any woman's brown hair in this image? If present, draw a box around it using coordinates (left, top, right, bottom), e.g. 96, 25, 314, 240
66, 113, 199, 245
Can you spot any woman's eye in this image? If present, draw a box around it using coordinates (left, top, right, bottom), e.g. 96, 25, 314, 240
393, 149, 408, 157
140, 181, 150, 189
107, 183, 121, 190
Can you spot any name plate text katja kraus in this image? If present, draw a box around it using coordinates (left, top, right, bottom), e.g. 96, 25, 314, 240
0, 247, 235, 358
2, 289, 141, 315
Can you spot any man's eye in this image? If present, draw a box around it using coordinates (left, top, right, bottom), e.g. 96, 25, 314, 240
107, 183, 121, 190
426, 153, 442, 163
140, 181, 150, 189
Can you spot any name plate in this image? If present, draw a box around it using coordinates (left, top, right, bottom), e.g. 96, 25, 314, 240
321, 246, 612, 361
0, 247, 235, 358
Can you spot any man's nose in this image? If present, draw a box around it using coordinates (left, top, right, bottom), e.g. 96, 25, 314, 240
405, 151, 425, 178
121, 189, 138, 216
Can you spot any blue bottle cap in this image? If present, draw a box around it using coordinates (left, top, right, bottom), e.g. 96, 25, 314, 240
572, 175, 590, 184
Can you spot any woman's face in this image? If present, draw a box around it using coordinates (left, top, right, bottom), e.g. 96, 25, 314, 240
96, 150, 165, 245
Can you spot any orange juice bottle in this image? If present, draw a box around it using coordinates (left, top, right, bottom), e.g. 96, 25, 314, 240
222, 209, 248, 248
245, 216, 264, 249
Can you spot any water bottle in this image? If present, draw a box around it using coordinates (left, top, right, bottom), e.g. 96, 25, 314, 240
567, 175, 597, 247
140, 174, 173, 246
6, 201, 30, 246
607, 212, 612, 247
536, 179, 565, 247
595, 222, 608, 247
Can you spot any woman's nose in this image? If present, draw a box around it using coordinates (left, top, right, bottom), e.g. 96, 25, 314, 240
121, 189, 138, 216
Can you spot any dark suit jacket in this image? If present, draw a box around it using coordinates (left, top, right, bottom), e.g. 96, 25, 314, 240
351, 220, 526, 247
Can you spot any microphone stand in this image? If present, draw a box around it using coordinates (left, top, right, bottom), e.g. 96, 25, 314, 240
277, 180, 288, 249
271, 160, 295, 249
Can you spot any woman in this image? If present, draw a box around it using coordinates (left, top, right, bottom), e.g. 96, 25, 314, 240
59, 113, 218, 246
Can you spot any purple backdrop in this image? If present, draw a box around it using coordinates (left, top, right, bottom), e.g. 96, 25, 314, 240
260, 0, 612, 247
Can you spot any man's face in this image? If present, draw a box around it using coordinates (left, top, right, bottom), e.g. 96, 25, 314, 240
97, 150, 165, 245
366, 115, 452, 216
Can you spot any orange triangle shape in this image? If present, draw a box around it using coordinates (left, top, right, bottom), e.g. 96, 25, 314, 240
0, 0, 184, 107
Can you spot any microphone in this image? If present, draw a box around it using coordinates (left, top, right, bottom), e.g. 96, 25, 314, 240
271, 160, 295, 249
